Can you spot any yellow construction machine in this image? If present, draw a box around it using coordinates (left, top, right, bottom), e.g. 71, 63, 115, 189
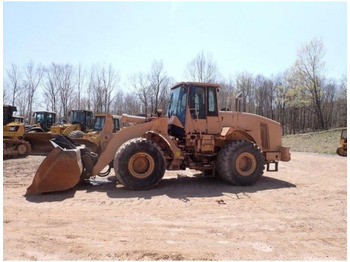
3, 105, 31, 158
51, 109, 94, 136
72, 114, 122, 153
336, 128, 347, 157
26, 82, 291, 195
24, 109, 94, 155
27, 111, 57, 132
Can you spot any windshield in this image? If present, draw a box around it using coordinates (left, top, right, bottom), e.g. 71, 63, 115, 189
94, 116, 105, 131
14, 117, 23, 123
35, 112, 45, 123
113, 119, 120, 131
72, 111, 85, 124
167, 86, 187, 125
47, 113, 56, 126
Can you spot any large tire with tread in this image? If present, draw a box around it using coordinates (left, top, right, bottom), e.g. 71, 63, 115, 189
336, 147, 347, 157
17, 141, 32, 157
68, 130, 84, 139
217, 140, 265, 186
114, 138, 166, 190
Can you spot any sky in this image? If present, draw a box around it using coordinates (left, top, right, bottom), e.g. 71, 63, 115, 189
3, 1, 348, 85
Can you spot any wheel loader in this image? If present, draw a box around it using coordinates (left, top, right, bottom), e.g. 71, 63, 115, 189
336, 128, 347, 157
3, 105, 31, 158
27, 111, 57, 132
26, 82, 291, 195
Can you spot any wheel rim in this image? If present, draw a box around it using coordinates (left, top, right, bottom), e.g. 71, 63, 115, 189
17, 144, 27, 155
128, 152, 155, 179
235, 152, 257, 176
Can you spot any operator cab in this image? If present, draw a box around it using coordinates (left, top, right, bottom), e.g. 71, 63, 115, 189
3, 105, 17, 125
94, 114, 121, 133
70, 110, 93, 132
167, 82, 221, 136
33, 111, 56, 132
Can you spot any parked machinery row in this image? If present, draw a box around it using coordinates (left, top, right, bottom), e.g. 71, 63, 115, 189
3, 105, 121, 158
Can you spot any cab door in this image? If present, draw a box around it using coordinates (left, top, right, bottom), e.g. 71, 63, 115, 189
206, 86, 221, 134
186, 85, 207, 134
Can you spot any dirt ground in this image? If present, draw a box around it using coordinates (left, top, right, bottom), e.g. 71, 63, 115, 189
3, 152, 347, 260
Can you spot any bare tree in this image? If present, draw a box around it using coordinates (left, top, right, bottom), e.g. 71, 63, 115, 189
24, 61, 44, 123
235, 72, 255, 113
184, 51, 220, 82
110, 90, 139, 115
54, 64, 75, 121
89, 66, 103, 113
76, 63, 85, 110
86, 67, 95, 111
43, 63, 59, 113
6, 64, 23, 106
87, 64, 120, 114
130, 72, 152, 115
295, 38, 327, 129
218, 76, 236, 110
336, 75, 347, 127
3, 82, 9, 104
100, 64, 120, 113
149, 60, 171, 113
112, 90, 125, 115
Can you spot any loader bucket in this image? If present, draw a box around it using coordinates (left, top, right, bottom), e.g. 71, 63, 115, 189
26, 135, 84, 195
73, 138, 99, 153
23, 132, 57, 155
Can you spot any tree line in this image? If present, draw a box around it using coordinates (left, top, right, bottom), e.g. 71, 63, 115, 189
3, 38, 347, 134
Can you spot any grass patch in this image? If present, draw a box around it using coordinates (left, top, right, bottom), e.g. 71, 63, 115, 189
282, 128, 346, 155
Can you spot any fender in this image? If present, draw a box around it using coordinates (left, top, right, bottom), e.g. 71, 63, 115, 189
144, 131, 175, 161
221, 127, 256, 144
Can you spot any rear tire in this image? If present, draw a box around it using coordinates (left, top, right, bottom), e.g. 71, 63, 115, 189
114, 138, 165, 190
68, 130, 84, 139
217, 140, 265, 186
336, 147, 347, 157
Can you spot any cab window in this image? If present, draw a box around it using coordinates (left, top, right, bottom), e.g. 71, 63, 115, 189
207, 87, 218, 116
189, 86, 206, 119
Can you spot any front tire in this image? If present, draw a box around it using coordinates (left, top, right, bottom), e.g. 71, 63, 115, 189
217, 140, 265, 186
114, 138, 166, 190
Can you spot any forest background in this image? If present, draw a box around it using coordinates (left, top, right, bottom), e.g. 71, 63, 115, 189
3, 39, 347, 135
3, 2, 347, 135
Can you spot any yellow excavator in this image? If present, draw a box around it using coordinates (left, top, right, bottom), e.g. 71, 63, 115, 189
3, 105, 31, 158
26, 82, 291, 195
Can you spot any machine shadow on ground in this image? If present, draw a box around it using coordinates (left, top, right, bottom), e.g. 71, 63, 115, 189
25, 174, 296, 203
